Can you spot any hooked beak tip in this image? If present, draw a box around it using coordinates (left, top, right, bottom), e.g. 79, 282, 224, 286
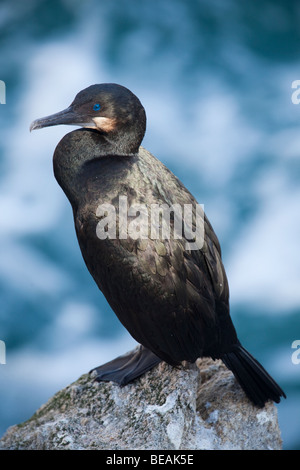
29, 121, 38, 132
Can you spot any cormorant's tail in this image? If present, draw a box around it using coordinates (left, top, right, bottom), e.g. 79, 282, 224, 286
221, 344, 286, 408
90, 345, 162, 386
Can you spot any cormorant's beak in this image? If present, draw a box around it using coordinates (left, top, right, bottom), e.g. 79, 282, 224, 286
30, 106, 95, 132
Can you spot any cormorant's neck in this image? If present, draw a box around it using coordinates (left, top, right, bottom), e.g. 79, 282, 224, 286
53, 129, 138, 209
103, 126, 142, 156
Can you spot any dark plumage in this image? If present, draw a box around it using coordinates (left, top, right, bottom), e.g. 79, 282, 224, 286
30, 83, 286, 407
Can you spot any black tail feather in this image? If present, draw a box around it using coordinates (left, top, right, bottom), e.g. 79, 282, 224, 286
90, 345, 162, 386
222, 344, 286, 408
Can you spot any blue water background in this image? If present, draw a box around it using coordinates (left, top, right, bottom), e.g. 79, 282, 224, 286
0, 0, 299, 449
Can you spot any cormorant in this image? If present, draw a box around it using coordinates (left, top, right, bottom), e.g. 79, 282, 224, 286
30, 83, 285, 407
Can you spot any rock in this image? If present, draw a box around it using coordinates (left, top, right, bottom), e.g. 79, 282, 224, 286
0, 354, 283, 450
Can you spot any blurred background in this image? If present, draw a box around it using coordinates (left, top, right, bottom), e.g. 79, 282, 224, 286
0, 0, 299, 450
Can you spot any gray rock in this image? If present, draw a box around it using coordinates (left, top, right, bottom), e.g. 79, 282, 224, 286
0, 354, 283, 450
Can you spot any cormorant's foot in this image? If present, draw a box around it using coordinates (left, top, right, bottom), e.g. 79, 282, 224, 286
90, 345, 162, 386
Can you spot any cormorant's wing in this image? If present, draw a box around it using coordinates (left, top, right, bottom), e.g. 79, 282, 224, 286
75, 205, 231, 364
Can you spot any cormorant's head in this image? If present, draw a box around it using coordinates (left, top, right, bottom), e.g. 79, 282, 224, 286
30, 83, 146, 154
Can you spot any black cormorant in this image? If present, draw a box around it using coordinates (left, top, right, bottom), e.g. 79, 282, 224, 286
30, 83, 285, 407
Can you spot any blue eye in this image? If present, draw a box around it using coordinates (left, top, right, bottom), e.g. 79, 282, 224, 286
93, 103, 101, 111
